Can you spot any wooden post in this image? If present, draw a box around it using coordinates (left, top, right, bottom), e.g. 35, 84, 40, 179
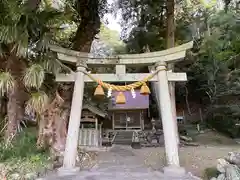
156, 61, 180, 167
95, 118, 98, 146
112, 113, 115, 130
199, 108, 203, 123
58, 65, 85, 175
99, 123, 102, 147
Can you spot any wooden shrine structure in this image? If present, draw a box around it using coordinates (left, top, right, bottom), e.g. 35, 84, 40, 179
108, 90, 149, 130
79, 104, 106, 147
50, 41, 193, 175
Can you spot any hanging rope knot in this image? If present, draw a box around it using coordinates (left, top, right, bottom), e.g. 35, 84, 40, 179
87, 67, 168, 103
140, 82, 151, 95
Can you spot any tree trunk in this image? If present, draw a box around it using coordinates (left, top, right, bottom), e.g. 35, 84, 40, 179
0, 55, 8, 135
46, 0, 100, 156
3, 0, 41, 142
37, 91, 65, 150
37, 114, 47, 148
166, 0, 179, 144
52, 108, 69, 152
72, 0, 100, 51
51, 0, 100, 152
5, 55, 27, 142
49, 87, 72, 153
6, 82, 25, 139
166, 0, 175, 49
0, 97, 7, 117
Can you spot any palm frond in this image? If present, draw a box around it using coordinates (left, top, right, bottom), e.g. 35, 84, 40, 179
26, 91, 49, 114
0, 72, 15, 96
15, 30, 29, 57
0, 25, 18, 44
35, 32, 54, 51
0, 0, 24, 24
23, 64, 45, 89
42, 58, 62, 75
40, 0, 54, 10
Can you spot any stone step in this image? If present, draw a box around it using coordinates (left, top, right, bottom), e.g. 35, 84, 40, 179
115, 134, 132, 137
113, 141, 132, 145
115, 135, 133, 138
95, 166, 152, 173
40, 170, 201, 180
114, 137, 132, 141
114, 139, 132, 142
114, 138, 132, 140
113, 131, 134, 145
113, 139, 132, 141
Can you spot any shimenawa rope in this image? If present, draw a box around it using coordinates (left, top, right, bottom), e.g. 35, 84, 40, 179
79, 67, 167, 91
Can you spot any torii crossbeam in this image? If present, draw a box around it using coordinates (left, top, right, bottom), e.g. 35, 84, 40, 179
50, 41, 193, 176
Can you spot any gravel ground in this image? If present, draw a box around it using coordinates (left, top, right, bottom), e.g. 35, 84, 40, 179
43, 145, 200, 180
133, 145, 240, 177
42, 130, 240, 179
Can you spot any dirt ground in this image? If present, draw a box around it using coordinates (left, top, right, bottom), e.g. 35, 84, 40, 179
80, 130, 240, 179
43, 130, 239, 180
133, 131, 240, 178
134, 145, 239, 178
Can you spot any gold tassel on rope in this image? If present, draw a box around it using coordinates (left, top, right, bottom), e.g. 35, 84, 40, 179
116, 92, 126, 104
94, 85, 105, 98
140, 83, 150, 95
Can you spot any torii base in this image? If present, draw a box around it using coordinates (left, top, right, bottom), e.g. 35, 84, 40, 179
57, 167, 80, 176
163, 165, 186, 176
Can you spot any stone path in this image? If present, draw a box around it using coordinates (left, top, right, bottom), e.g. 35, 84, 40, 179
41, 146, 201, 180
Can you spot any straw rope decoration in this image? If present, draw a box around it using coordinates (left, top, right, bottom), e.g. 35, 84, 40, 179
78, 67, 167, 104
82, 67, 167, 91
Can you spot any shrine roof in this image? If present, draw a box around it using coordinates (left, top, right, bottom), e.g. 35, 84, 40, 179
82, 103, 107, 118
108, 90, 149, 110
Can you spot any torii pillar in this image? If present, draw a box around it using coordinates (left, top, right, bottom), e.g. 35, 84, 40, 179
58, 64, 86, 175
156, 61, 185, 175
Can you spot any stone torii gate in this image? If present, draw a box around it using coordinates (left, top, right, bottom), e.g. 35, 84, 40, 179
50, 41, 193, 175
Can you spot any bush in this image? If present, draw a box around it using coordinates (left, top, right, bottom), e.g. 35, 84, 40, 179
0, 128, 51, 179
203, 167, 220, 180
206, 106, 240, 138
0, 128, 47, 161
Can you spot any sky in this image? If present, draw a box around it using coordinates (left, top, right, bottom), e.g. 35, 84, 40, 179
103, 0, 122, 33
104, 13, 121, 33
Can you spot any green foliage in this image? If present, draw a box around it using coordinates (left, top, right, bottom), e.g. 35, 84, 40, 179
119, 0, 204, 52
0, 0, 73, 125
203, 167, 220, 179
0, 115, 7, 138
0, 0, 69, 57
26, 91, 49, 114
0, 128, 48, 161
24, 64, 45, 90
188, 10, 240, 137
206, 106, 240, 138
120, 0, 240, 137
100, 24, 126, 54
0, 72, 15, 96
0, 128, 50, 179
